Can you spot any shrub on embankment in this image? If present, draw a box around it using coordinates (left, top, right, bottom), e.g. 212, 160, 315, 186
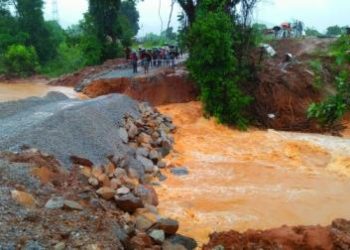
307, 35, 350, 128
1, 44, 40, 77
186, 0, 259, 130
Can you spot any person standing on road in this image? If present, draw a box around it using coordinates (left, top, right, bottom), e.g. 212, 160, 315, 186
142, 51, 151, 74
131, 52, 138, 73
273, 26, 281, 38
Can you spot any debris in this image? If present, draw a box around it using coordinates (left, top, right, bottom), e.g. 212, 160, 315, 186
11, 190, 37, 208
260, 43, 277, 57
117, 186, 130, 195
119, 128, 129, 144
153, 218, 179, 235
96, 187, 115, 200
114, 193, 144, 213
170, 167, 189, 176
64, 200, 84, 210
149, 229, 166, 243
45, 197, 65, 209
135, 215, 155, 231
165, 234, 197, 250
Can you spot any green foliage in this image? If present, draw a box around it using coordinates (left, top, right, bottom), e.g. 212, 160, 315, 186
326, 25, 343, 36
137, 33, 167, 48
305, 27, 322, 37
0, 8, 28, 54
330, 35, 350, 65
161, 27, 177, 41
307, 94, 346, 126
2, 44, 40, 76
187, 0, 252, 129
0, 0, 140, 77
17, 0, 57, 62
308, 59, 323, 88
307, 36, 350, 127
120, 0, 140, 36
45, 20, 65, 47
88, 0, 121, 61
40, 43, 86, 77
251, 23, 271, 45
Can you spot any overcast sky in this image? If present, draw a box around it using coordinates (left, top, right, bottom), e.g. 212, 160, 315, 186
43, 0, 349, 36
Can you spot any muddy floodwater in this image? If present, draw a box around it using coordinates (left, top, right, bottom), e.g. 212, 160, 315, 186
1, 82, 350, 248
157, 102, 350, 246
0, 81, 82, 102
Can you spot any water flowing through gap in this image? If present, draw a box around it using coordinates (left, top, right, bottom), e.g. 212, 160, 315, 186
156, 101, 350, 246
1, 81, 350, 247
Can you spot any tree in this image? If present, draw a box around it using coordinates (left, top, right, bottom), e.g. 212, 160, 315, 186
120, 0, 139, 36
88, 0, 121, 61
116, 0, 140, 47
326, 25, 343, 36
161, 27, 177, 41
16, 0, 57, 62
177, 0, 240, 26
0, 7, 28, 54
305, 27, 321, 37
187, 0, 252, 129
77, 13, 103, 65
3, 44, 40, 76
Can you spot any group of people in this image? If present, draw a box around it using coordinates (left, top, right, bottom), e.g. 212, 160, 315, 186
272, 20, 304, 39
125, 47, 179, 74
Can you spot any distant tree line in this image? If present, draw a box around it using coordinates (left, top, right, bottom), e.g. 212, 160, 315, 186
0, 0, 140, 77
305, 25, 349, 37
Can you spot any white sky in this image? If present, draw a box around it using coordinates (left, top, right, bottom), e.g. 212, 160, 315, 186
255, 0, 350, 32
43, 0, 349, 35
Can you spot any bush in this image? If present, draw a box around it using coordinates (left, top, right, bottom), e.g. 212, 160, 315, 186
187, 4, 252, 129
308, 59, 323, 88
307, 95, 346, 126
40, 42, 86, 77
2, 44, 40, 77
330, 35, 350, 65
307, 35, 350, 127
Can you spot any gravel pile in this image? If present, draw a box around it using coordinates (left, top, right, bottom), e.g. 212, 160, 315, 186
0, 92, 139, 167
0, 96, 198, 249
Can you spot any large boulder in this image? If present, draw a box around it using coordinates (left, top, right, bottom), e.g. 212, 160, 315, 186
114, 193, 144, 213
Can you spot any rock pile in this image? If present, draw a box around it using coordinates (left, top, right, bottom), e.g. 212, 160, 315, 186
0, 94, 197, 249
77, 103, 197, 249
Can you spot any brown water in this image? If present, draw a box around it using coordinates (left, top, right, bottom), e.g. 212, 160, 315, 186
0, 80, 82, 102
157, 102, 350, 247
2, 82, 350, 248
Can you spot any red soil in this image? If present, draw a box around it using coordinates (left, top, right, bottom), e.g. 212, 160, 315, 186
49, 58, 128, 87
204, 219, 350, 250
82, 68, 198, 106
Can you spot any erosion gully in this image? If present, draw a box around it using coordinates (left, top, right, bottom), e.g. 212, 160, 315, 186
1, 82, 350, 247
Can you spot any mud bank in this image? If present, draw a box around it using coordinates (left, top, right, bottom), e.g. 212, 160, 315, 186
156, 101, 350, 246
49, 58, 129, 87
250, 38, 337, 132
82, 68, 198, 106
204, 218, 350, 249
